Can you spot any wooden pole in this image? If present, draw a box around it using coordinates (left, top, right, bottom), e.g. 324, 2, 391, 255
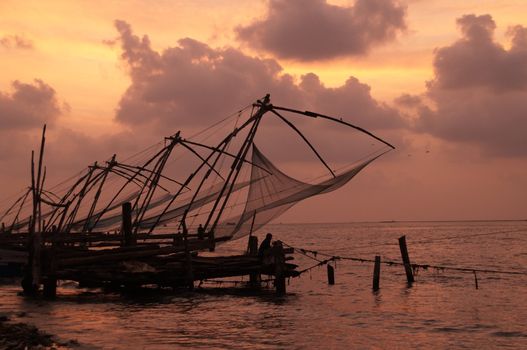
35, 125, 46, 234
25, 151, 40, 294
184, 233, 194, 290
248, 236, 259, 285
272, 240, 286, 295
372, 255, 381, 291
208, 230, 215, 252
42, 247, 57, 299
122, 202, 134, 246
327, 264, 335, 285
398, 235, 414, 285
473, 270, 479, 289
206, 95, 270, 234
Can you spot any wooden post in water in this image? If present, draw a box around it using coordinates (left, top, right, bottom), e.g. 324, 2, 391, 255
122, 202, 134, 246
372, 255, 381, 291
327, 264, 335, 285
42, 247, 57, 299
182, 223, 194, 289
398, 235, 414, 285
248, 235, 259, 285
272, 241, 286, 295
184, 245, 194, 289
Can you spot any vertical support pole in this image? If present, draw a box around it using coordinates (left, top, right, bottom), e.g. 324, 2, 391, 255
122, 202, 134, 246
398, 235, 414, 285
184, 232, 194, 290
373, 255, 381, 291
272, 241, 286, 295
29, 125, 46, 293
327, 264, 335, 285
42, 247, 57, 299
173, 233, 183, 246
22, 216, 38, 295
31, 228, 42, 292
208, 230, 215, 252
248, 235, 259, 255
248, 236, 259, 285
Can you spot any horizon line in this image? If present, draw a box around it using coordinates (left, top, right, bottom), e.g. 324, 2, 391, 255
271, 219, 527, 225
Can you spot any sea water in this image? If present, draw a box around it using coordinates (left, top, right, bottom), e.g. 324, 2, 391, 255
1, 221, 526, 349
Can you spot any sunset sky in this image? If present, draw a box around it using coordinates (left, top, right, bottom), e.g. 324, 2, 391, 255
1, 0, 526, 222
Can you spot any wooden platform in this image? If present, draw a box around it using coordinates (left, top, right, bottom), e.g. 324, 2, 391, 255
0, 231, 298, 296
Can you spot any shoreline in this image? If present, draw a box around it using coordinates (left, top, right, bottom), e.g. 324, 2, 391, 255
0, 313, 78, 349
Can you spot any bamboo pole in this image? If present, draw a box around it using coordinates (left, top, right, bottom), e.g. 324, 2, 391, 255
122, 202, 134, 246
272, 240, 286, 295
398, 235, 414, 285
248, 235, 259, 285
42, 247, 57, 298
206, 95, 270, 234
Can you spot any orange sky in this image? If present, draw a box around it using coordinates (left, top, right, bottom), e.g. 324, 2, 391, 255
1, 0, 526, 222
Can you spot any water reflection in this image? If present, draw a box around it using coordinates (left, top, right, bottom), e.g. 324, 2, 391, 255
0, 221, 526, 349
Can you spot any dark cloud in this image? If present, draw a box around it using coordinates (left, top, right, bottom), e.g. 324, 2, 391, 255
415, 14, 527, 156
394, 93, 422, 108
0, 35, 33, 49
431, 14, 527, 91
113, 20, 405, 132
235, 0, 406, 61
299, 73, 404, 129
0, 79, 63, 129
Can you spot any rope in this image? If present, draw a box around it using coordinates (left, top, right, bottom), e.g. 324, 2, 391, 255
297, 257, 337, 274
282, 242, 527, 277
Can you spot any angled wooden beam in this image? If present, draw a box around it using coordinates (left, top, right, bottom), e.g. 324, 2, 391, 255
272, 105, 395, 150
270, 109, 335, 178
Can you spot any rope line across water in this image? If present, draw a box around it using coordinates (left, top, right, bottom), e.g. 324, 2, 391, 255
282, 242, 527, 277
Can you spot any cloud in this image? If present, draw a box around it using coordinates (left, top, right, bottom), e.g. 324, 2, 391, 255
414, 14, 527, 156
0, 79, 63, 129
431, 14, 527, 91
0, 34, 33, 49
394, 93, 422, 108
299, 73, 403, 129
235, 0, 406, 61
112, 20, 405, 133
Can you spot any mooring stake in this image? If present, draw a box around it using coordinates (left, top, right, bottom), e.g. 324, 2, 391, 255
473, 270, 479, 289
327, 264, 335, 285
373, 255, 381, 291
398, 235, 414, 285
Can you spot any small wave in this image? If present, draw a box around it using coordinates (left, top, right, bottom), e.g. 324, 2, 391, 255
433, 326, 466, 333
492, 331, 527, 338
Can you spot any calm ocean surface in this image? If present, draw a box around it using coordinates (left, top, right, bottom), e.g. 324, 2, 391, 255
1, 221, 527, 349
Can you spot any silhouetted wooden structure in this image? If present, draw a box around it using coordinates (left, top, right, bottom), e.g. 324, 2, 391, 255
0, 219, 298, 297
0, 94, 394, 297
